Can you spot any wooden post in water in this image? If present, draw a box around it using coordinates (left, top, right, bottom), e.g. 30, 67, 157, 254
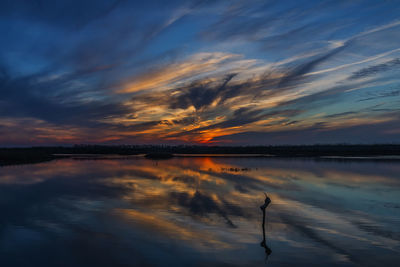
260, 193, 272, 257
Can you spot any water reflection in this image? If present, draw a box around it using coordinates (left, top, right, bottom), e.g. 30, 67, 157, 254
0, 157, 399, 266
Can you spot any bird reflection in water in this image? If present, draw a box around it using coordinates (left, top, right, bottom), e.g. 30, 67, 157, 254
260, 193, 272, 262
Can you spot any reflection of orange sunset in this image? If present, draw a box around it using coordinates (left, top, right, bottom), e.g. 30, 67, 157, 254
1, 155, 400, 265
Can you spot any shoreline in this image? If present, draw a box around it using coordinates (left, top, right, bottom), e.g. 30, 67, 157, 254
2, 153, 400, 167
1, 145, 400, 166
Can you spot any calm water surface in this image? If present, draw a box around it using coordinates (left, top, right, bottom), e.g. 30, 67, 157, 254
0, 157, 399, 266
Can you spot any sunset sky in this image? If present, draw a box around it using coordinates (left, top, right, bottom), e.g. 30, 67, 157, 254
1, 0, 400, 145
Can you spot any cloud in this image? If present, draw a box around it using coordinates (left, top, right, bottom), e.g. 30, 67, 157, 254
348, 58, 400, 80
278, 44, 348, 88
0, 71, 130, 128
168, 73, 237, 110
118, 53, 242, 93
211, 117, 400, 145
1, 1, 400, 145
357, 87, 400, 102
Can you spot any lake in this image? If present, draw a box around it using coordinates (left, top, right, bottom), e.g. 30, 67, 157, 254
0, 157, 399, 266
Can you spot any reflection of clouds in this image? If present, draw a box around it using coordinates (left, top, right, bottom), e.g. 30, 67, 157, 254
113, 208, 233, 249
276, 196, 400, 264
0, 157, 400, 265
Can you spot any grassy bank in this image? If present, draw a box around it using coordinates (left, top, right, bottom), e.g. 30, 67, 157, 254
0, 148, 56, 166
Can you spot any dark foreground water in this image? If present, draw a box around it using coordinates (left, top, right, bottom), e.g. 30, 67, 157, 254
0, 157, 399, 266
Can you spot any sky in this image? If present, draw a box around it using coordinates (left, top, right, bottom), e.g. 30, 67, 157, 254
1, 0, 400, 146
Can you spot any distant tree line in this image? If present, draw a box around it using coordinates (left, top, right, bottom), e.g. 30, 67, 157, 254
1, 144, 400, 165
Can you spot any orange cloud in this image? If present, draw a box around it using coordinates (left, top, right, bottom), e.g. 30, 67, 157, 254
118, 52, 243, 93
